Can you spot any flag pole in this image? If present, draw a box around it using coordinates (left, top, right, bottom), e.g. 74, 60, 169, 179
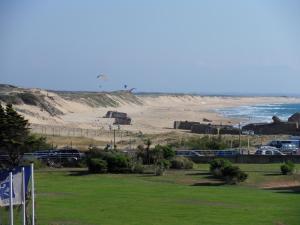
22, 167, 26, 225
9, 172, 13, 225
31, 164, 35, 225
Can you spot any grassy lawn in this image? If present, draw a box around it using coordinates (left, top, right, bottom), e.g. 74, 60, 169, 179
0, 164, 296, 224
25, 164, 300, 225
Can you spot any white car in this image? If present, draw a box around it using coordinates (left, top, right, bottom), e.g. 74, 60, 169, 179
255, 147, 285, 155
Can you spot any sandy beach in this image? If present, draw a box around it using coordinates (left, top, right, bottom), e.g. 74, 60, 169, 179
13, 92, 300, 134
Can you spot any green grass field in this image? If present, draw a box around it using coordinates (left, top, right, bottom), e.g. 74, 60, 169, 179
28, 164, 300, 225
2, 164, 299, 225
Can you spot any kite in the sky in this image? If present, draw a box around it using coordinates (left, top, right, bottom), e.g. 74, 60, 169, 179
97, 74, 108, 80
97, 73, 108, 89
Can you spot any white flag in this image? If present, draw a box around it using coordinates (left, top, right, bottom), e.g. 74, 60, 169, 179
0, 166, 31, 207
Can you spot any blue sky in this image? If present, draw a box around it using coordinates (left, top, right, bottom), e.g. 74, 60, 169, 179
0, 0, 299, 94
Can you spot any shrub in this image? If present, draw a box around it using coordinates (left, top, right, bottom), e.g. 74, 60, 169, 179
209, 158, 231, 177
154, 159, 170, 176
131, 162, 145, 174
161, 159, 171, 169
137, 144, 175, 165
87, 148, 107, 158
86, 149, 131, 173
170, 156, 194, 169
221, 165, 248, 184
154, 166, 165, 176
87, 158, 107, 173
129, 157, 145, 174
281, 161, 295, 175
161, 145, 175, 160
209, 158, 248, 184
105, 152, 130, 173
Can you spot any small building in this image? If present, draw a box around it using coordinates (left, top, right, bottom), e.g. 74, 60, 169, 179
104, 111, 132, 125
104, 111, 128, 119
114, 117, 131, 125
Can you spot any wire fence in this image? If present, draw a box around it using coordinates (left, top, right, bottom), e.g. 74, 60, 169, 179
29, 124, 133, 139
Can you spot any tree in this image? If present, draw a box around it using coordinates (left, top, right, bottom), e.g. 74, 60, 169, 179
153, 145, 175, 160
144, 138, 152, 165
0, 104, 49, 168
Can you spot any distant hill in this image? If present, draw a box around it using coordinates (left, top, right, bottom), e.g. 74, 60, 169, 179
0, 84, 143, 118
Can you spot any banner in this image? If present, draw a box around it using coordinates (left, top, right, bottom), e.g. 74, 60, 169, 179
0, 166, 31, 207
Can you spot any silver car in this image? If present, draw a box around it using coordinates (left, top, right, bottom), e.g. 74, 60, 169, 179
280, 143, 298, 155
255, 147, 285, 155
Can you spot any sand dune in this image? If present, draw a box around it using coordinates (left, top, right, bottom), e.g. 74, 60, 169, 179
1, 85, 300, 134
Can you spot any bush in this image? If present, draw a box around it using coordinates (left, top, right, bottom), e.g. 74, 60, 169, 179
209, 158, 231, 177
87, 148, 107, 158
161, 145, 175, 160
154, 166, 165, 176
137, 144, 175, 165
105, 152, 130, 173
131, 162, 145, 174
209, 158, 248, 184
129, 157, 145, 174
281, 161, 295, 175
87, 158, 107, 173
170, 156, 194, 169
154, 159, 170, 176
221, 165, 248, 184
86, 148, 131, 173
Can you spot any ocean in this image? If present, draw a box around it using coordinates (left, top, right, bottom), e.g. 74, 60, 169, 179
216, 103, 300, 125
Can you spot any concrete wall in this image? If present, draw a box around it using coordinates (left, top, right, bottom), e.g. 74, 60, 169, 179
174, 121, 200, 130
243, 122, 300, 135
191, 124, 240, 135
189, 155, 300, 164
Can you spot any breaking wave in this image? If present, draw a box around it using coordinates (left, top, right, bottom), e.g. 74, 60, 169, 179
217, 103, 300, 124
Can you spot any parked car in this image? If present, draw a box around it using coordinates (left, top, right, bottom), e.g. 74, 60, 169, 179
242, 130, 255, 135
280, 143, 298, 155
54, 149, 83, 159
267, 140, 300, 149
175, 150, 204, 157
255, 146, 285, 155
